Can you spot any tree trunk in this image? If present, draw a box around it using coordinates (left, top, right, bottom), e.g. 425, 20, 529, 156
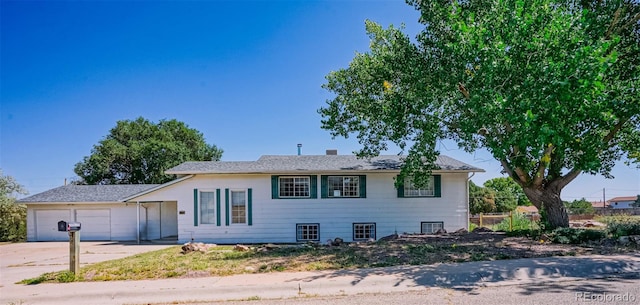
522, 186, 569, 229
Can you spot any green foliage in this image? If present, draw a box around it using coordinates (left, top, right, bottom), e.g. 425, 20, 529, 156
564, 198, 596, 215
484, 177, 530, 211
549, 228, 606, 244
493, 212, 538, 231
319, 0, 640, 229
603, 215, 640, 238
0, 171, 27, 242
634, 195, 640, 207
469, 181, 496, 214
74, 117, 223, 184
56, 271, 77, 283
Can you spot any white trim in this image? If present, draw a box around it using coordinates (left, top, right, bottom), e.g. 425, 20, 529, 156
122, 175, 194, 202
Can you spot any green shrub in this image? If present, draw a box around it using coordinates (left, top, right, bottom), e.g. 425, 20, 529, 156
549, 228, 606, 244
56, 271, 76, 283
607, 222, 640, 238
493, 212, 538, 231
469, 222, 478, 232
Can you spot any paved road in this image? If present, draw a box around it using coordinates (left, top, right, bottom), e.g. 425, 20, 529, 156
212, 275, 640, 305
2, 244, 639, 305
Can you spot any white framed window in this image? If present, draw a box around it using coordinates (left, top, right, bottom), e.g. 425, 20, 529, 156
421, 222, 444, 234
328, 176, 359, 197
231, 190, 247, 224
403, 177, 435, 197
296, 223, 319, 241
353, 223, 376, 240
279, 176, 310, 198
200, 191, 216, 224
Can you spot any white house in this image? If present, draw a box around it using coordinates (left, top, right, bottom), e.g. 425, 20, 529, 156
20, 153, 483, 243
607, 196, 638, 209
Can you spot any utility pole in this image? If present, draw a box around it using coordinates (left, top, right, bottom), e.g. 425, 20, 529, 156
603, 188, 606, 208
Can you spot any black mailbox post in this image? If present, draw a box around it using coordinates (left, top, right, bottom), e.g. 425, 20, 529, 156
57, 220, 81, 275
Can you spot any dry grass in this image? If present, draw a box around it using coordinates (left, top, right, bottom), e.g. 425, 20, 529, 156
19, 232, 636, 284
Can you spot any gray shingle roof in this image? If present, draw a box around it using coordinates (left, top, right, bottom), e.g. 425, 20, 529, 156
166, 155, 484, 174
18, 184, 160, 203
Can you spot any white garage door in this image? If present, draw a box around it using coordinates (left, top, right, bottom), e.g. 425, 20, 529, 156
36, 210, 71, 241
75, 209, 111, 241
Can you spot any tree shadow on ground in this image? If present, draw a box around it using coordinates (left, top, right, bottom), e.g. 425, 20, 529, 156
286, 253, 640, 296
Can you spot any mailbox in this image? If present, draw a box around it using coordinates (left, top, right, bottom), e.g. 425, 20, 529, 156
67, 222, 81, 232
58, 221, 68, 232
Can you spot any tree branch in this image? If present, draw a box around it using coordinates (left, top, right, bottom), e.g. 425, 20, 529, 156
603, 117, 629, 145
532, 144, 554, 187
552, 168, 582, 191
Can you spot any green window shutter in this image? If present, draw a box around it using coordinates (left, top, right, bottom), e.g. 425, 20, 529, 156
320, 175, 328, 198
216, 189, 221, 226
310, 175, 318, 199
225, 188, 230, 226
248, 188, 253, 226
193, 189, 199, 226
434, 175, 442, 197
359, 175, 367, 198
271, 176, 279, 199
397, 176, 404, 198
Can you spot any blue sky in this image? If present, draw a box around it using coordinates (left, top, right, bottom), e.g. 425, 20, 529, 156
1, 0, 638, 202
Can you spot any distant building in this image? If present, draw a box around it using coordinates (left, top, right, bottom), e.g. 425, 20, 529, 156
516, 205, 538, 215
589, 200, 610, 209
607, 196, 639, 209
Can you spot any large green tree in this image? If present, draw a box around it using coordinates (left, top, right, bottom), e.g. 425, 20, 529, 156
319, 0, 639, 228
469, 181, 497, 214
0, 171, 27, 242
75, 117, 223, 184
484, 177, 531, 211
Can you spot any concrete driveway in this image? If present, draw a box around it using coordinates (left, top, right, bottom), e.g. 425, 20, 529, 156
0, 241, 173, 287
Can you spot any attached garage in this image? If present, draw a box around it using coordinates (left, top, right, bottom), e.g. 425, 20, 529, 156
20, 184, 163, 242
75, 209, 111, 240
35, 210, 71, 241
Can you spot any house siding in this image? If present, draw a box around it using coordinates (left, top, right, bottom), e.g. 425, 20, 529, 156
131, 172, 470, 244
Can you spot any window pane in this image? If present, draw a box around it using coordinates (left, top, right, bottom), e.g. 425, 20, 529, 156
353, 223, 375, 240
279, 177, 310, 197
328, 176, 359, 197
296, 224, 319, 241
404, 177, 435, 197
231, 190, 246, 224
200, 191, 215, 224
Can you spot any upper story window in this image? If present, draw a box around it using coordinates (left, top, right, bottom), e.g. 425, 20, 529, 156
271, 175, 317, 199
397, 175, 441, 198
279, 177, 310, 198
321, 175, 366, 198
328, 176, 359, 197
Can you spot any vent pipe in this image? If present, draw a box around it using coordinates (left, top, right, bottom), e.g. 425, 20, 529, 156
297, 144, 302, 155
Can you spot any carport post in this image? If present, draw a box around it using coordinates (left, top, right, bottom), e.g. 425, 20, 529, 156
136, 201, 140, 244
69, 231, 80, 275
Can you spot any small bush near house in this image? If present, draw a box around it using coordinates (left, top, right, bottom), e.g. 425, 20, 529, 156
549, 228, 606, 244
493, 212, 538, 232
